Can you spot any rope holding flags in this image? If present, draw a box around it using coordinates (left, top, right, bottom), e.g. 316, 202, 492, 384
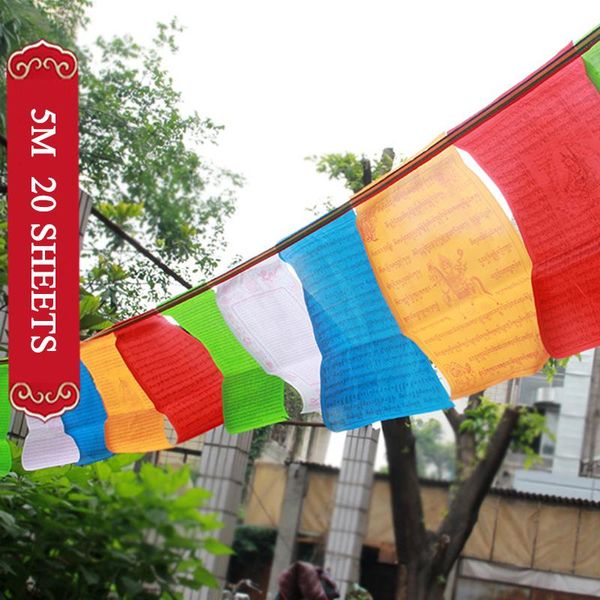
1, 32, 599, 472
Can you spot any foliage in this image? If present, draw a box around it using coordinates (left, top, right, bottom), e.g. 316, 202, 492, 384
511, 406, 553, 468
413, 418, 455, 479
0, 445, 228, 599
231, 525, 276, 563
308, 152, 364, 194
542, 356, 576, 382
79, 23, 240, 315
0, 1, 242, 318
345, 583, 373, 600
459, 397, 552, 468
306, 147, 397, 194
248, 426, 272, 465
246, 385, 302, 475
284, 384, 303, 419
79, 286, 114, 338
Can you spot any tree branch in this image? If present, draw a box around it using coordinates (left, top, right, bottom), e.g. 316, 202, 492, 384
466, 391, 485, 411
361, 157, 372, 188
443, 408, 462, 434
91, 207, 192, 290
433, 406, 520, 576
454, 390, 487, 482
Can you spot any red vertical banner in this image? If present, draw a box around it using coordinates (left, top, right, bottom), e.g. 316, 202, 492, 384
7, 40, 80, 420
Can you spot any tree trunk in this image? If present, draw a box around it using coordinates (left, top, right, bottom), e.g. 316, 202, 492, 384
383, 407, 521, 599
360, 158, 519, 599
382, 418, 430, 600
453, 392, 483, 482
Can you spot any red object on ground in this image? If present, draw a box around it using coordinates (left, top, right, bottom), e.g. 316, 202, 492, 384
457, 55, 600, 357
278, 562, 340, 600
115, 315, 224, 442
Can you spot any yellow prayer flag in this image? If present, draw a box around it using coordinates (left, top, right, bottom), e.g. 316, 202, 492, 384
356, 147, 548, 398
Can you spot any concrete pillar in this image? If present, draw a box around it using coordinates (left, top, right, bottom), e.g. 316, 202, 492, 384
552, 349, 595, 476
324, 426, 379, 597
183, 426, 253, 600
267, 462, 309, 598
307, 425, 331, 464
581, 348, 600, 475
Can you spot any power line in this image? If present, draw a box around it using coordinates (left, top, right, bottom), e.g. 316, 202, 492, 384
90, 206, 192, 290
4, 28, 599, 346
0, 132, 192, 290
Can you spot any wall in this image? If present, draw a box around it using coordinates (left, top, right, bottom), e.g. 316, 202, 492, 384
245, 462, 600, 579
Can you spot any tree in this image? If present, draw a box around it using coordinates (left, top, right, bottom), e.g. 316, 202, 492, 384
0, 0, 242, 320
0, 2, 240, 592
0, 445, 229, 598
312, 150, 554, 600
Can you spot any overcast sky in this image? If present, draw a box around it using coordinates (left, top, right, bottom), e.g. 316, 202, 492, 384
81, 2, 599, 467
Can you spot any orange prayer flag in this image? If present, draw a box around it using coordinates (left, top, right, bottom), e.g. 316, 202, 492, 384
81, 334, 172, 452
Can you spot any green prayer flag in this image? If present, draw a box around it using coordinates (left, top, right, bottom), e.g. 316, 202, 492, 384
0, 362, 11, 477
163, 291, 287, 433
583, 40, 600, 92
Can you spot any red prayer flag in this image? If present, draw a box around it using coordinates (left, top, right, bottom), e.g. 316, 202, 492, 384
457, 55, 600, 357
114, 315, 224, 442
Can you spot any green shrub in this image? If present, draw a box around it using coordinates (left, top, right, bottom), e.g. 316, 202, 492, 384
0, 446, 230, 598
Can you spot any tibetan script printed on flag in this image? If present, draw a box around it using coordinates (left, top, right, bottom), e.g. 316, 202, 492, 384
357, 148, 548, 397
457, 55, 600, 357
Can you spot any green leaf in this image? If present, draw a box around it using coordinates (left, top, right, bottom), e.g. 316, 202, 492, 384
188, 512, 224, 531
119, 575, 143, 595
177, 558, 200, 571
166, 464, 191, 491
173, 488, 211, 509
192, 565, 219, 588
115, 480, 143, 498
140, 462, 166, 491
79, 314, 113, 331
0, 510, 19, 535
107, 453, 143, 471
79, 565, 100, 585
68, 492, 91, 502
79, 294, 100, 317
203, 537, 233, 555
94, 462, 112, 481
29, 464, 72, 483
